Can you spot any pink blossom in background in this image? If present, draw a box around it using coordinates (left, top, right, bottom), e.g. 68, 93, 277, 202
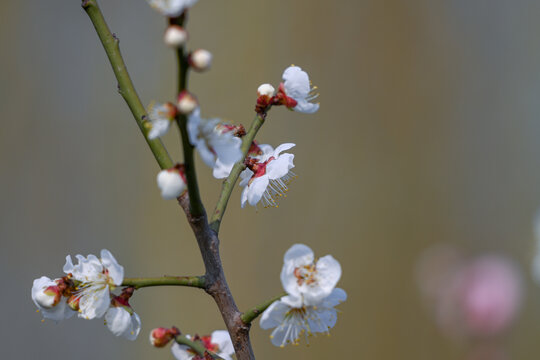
417, 246, 523, 342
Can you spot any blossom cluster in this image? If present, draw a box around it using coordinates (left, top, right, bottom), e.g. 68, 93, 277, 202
31, 250, 141, 340
150, 327, 235, 360
260, 244, 347, 347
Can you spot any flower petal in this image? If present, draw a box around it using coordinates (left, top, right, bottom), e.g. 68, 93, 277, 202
211, 330, 234, 359
259, 300, 289, 330
266, 154, 294, 179
272, 143, 295, 157
100, 249, 124, 286
247, 176, 269, 206
78, 286, 110, 320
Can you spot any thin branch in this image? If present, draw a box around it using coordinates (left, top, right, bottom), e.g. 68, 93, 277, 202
170, 15, 204, 218
82, 0, 173, 170
121, 276, 206, 289
209, 113, 266, 233
241, 292, 285, 324
175, 335, 224, 359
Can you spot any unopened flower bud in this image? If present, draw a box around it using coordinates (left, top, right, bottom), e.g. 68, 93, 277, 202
257, 83, 275, 97
149, 327, 180, 347
189, 49, 213, 72
35, 285, 61, 309
164, 25, 188, 48
177, 91, 198, 114
67, 294, 80, 311
157, 165, 187, 200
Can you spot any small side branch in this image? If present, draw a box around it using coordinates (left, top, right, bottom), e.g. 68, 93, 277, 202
122, 276, 206, 289
175, 335, 224, 359
209, 114, 266, 233
241, 293, 285, 324
82, 0, 173, 170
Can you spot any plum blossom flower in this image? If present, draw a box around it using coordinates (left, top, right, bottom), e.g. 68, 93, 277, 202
157, 165, 187, 200
187, 108, 242, 177
280, 244, 342, 306
62, 249, 124, 320
260, 244, 346, 347
276, 66, 319, 114
150, 327, 180, 347
239, 143, 296, 208
146, 0, 198, 18
31, 276, 75, 322
260, 289, 346, 347
105, 306, 141, 341
171, 330, 234, 360
146, 102, 177, 140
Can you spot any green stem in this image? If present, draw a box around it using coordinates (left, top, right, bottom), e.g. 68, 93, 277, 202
209, 113, 266, 233
121, 276, 206, 289
175, 335, 224, 359
82, 0, 173, 170
241, 292, 285, 324
170, 15, 204, 217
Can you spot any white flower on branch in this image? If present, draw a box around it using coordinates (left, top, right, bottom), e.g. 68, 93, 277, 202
31, 276, 75, 322
171, 330, 235, 360
188, 108, 243, 178
280, 244, 342, 306
62, 249, 124, 320
276, 66, 319, 114
147, 102, 177, 140
105, 306, 141, 341
260, 289, 347, 347
147, 0, 198, 18
157, 165, 187, 200
239, 143, 296, 208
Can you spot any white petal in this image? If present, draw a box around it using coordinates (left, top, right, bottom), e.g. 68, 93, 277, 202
282, 66, 311, 100
148, 119, 171, 140
247, 176, 269, 206
257, 144, 275, 161
294, 100, 320, 114
106, 307, 131, 337
211, 330, 234, 359
266, 154, 294, 180
171, 342, 194, 360
308, 307, 337, 333
213, 136, 242, 166
147, 0, 198, 17
100, 249, 124, 286
303, 255, 342, 306
281, 244, 314, 298
240, 187, 249, 208
63, 256, 74, 274
187, 108, 201, 146
259, 300, 289, 330
78, 286, 110, 320
32, 277, 75, 322
213, 159, 235, 179
279, 295, 303, 308
322, 288, 347, 308
238, 168, 254, 187
272, 143, 295, 157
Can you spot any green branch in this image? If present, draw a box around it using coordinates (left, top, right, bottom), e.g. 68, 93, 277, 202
121, 276, 206, 289
241, 292, 285, 324
170, 15, 204, 218
82, 0, 173, 170
209, 113, 266, 233
175, 335, 224, 359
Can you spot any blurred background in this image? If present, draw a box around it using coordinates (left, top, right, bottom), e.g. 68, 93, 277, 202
3, 0, 540, 359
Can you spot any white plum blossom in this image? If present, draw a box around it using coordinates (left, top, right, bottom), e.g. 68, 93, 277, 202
171, 330, 234, 360
239, 143, 296, 208
278, 66, 319, 114
147, 0, 198, 17
105, 306, 141, 341
188, 108, 242, 177
63, 249, 124, 320
280, 244, 342, 306
260, 244, 346, 347
147, 102, 176, 140
157, 166, 187, 200
31, 276, 75, 322
260, 289, 347, 347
